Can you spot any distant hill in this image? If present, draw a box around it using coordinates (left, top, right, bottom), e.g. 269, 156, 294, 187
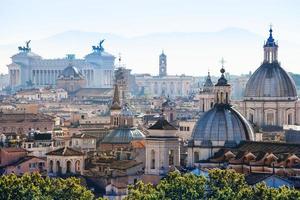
0, 27, 299, 76
290, 73, 300, 89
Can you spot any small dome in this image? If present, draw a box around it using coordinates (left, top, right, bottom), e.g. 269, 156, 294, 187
192, 105, 254, 145
245, 62, 297, 100
101, 128, 145, 144
60, 64, 84, 79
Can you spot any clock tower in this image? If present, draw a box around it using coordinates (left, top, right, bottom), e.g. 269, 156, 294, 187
159, 51, 167, 77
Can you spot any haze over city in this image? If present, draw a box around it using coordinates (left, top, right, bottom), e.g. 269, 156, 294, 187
3, 1, 300, 199
1, 0, 300, 76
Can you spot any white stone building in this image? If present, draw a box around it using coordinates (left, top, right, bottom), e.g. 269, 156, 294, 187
46, 147, 85, 175
15, 88, 68, 101
7, 40, 115, 89
71, 133, 97, 153
145, 116, 180, 176
135, 51, 193, 97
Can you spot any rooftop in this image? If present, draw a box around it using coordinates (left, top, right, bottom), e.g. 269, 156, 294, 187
46, 147, 84, 156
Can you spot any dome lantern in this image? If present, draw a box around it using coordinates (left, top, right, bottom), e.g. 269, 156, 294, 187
264, 25, 278, 63
214, 59, 231, 105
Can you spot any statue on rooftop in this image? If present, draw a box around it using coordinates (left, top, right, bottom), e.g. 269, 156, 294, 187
18, 40, 31, 52
92, 39, 105, 53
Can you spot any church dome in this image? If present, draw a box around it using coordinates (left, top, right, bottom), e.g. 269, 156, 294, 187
245, 27, 297, 101
101, 128, 145, 144
244, 62, 297, 100
192, 104, 255, 147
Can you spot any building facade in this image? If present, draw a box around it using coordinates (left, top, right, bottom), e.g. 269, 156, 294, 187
7, 40, 115, 89
145, 116, 180, 176
0, 111, 55, 135
135, 51, 193, 97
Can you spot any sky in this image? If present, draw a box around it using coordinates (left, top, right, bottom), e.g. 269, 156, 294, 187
1, 0, 300, 75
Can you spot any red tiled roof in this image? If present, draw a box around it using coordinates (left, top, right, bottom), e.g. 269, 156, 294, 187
46, 147, 84, 156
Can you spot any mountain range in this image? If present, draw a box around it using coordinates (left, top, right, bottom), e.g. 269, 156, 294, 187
0, 27, 299, 76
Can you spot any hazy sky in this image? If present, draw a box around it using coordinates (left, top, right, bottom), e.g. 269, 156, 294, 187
1, 0, 300, 75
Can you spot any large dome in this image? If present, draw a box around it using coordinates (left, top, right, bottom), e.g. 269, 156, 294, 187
245, 62, 297, 100
192, 105, 254, 147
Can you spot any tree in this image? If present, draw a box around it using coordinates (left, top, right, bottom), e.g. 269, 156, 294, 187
0, 173, 95, 200
126, 171, 206, 200
206, 169, 248, 199
157, 171, 206, 200
125, 169, 300, 200
126, 181, 160, 200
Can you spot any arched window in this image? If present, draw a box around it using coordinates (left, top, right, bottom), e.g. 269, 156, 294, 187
169, 150, 174, 166
113, 117, 119, 126
49, 160, 53, 173
75, 160, 81, 173
56, 161, 61, 174
194, 152, 199, 163
288, 113, 293, 125
151, 150, 155, 169
220, 92, 224, 103
66, 160, 72, 173
225, 92, 228, 103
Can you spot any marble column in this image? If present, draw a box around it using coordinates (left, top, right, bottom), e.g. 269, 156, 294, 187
91, 70, 94, 87
44, 70, 47, 85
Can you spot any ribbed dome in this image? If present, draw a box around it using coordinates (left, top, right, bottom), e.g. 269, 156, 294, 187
192, 105, 254, 146
101, 128, 145, 144
245, 62, 297, 100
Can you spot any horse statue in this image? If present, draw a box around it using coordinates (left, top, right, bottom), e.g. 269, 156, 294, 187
18, 40, 31, 52
92, 39, 105, 52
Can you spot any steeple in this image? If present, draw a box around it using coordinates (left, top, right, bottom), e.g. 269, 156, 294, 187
214, 59, 231, 105
264, 25, 278, 63
203, 71, 214, 92
111, 84, 121, 110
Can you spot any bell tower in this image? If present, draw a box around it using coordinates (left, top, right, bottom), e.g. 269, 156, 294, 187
159, 51, 167, 77
263, 25, 278, 63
